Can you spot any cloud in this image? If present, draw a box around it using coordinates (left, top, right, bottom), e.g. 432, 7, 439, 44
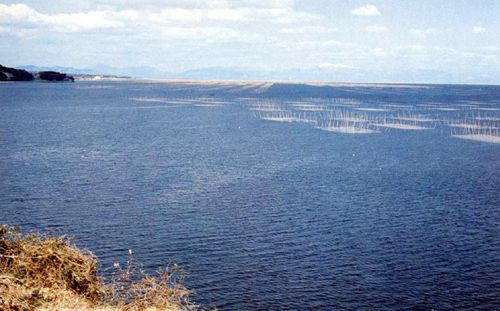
150, 8, 250, 23
373, 47, 386, 56
206, 8, 249, 21
472, 26, 485, 33
0, 1, 323, 39
476, 46, 498, 52
459, 51, 499, 64
0, 3, 40, 23
117, 10, 140, 21
77, 0, 295, 10
397, 45, 425, 53
351, 5, 380, 17
147, 7, 321, 24
258, 8, 321, 24
410, 28, 437, 38
365, 25, 388, 33
155, 8, 203, 23
159, 26, 242, 40
279, 26, 337, 34
142, 2, 321, 24
325, 40, 356, 48
317, 63, 354, 70
0, 3, 122, 31
181, 7, 320, 24
432, 46, 458, 54
47, 12, 123, 31
236, 0, 294, 8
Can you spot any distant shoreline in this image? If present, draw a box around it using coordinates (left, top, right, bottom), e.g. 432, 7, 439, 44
2, 72, 500, 87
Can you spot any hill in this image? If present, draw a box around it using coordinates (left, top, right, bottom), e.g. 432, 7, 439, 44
0, 65, 74, 82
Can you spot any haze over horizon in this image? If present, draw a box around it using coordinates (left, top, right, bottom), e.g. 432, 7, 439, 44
1, 0, 500, 84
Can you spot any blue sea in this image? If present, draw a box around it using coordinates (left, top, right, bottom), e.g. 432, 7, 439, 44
1, 81, 499, 310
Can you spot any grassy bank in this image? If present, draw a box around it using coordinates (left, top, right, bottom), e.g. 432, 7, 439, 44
0, 225, 199, 311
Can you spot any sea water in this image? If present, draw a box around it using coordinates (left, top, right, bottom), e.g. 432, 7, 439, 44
1, 81, 499, 310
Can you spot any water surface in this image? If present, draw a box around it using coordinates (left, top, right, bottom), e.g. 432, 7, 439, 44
1, 81, 499, 310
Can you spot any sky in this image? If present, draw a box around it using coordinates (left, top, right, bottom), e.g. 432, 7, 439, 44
1, 0, 500, 83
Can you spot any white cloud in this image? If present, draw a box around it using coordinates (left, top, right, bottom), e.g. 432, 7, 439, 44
46, 12, 123, 31
351, 5, 380, 17
206, 7, 321, 23
398, 45, 425, 53
317, 63, 354, 70
433, 46, 458, 54
200, 0, 229, 8
145, 2, 321, 24
279, 26, 337, 34
365, 25, 388, 33
459, 51, 499, 64
410, 28, 437, 38
124, 6, 321, 25
0, 2, 323, 37
206, 8, 249, 21
0, 3, 122, 31
325, 40, 355, 48
258, 8, 321, 24
118, 10, 140, 21
236, 0, 294, 8
96, 0, 295, 10
155, 8, 203, 23
472, 26, 485, 33
477, 46, 498, 52
0, 3, 40, 23
373, 47, 386, 56
160, 26, 241, 40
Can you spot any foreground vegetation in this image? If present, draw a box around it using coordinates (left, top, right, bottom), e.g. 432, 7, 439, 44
0, 225, 199, 311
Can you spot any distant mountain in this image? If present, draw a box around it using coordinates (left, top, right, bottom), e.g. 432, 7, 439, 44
100, 66, 169, 79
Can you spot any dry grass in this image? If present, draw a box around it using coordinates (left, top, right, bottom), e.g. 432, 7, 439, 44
0, 225, 200, 311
